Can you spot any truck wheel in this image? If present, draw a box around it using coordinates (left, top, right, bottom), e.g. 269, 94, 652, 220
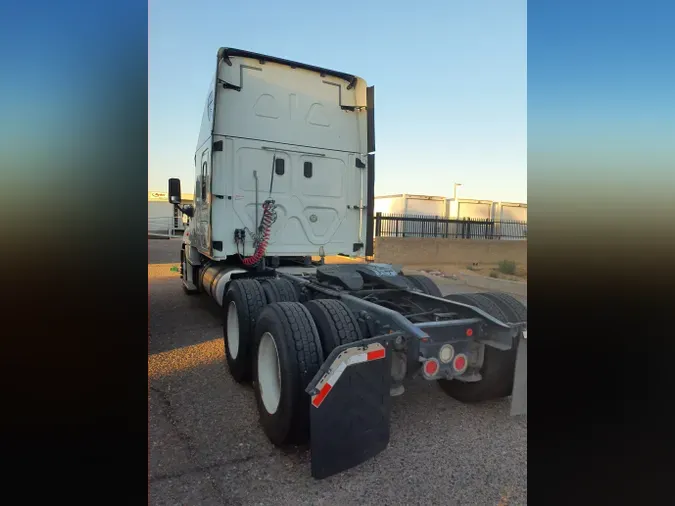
180, 250, 199, 295
458, 292, 511, 323
404, 274, 443, 297
480, 292, 527, 322
223, 279, 266, 383
260, 278, 299, 303
304, 299, 362, 355
253, 302, 323, 445
440, 292, 475, 305
438, 292, 521, 402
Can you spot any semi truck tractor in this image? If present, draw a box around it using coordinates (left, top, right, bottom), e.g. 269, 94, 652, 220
168, 47, 527, 479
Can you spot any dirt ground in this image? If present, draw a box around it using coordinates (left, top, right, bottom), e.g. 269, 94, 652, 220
149, 238, 526, 283
314, 255, 527, 283
403, 262, 527, 282
148, 239, 527, 505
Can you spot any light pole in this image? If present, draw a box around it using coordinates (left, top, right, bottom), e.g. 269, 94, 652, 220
452, 183, 462, 200
451, 183, 463, 219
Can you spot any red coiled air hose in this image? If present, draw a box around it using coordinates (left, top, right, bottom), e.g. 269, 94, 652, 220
241, 200, 276, 266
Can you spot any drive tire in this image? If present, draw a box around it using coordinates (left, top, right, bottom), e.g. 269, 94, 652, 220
304, 299, 363, 355
253, 302, 324, 446
260, 278, 299, 303
438, 292, 523, 402
224, 279, 266, 383
439, 292, 475, 305
404, 274, 443, 297
480, 292, 527, 322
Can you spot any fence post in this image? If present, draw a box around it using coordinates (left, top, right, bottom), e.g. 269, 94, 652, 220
375, 212, 382, 237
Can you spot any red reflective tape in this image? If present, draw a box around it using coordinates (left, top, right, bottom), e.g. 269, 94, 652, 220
312, 383, 332, 407
367, 348, 385, 361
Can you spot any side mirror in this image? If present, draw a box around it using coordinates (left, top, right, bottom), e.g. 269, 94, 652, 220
168, 178, 181, 204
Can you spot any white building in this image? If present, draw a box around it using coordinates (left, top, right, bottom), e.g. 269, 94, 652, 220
494, 201, 527, 222
148, 191, 194, 236
374, 194, 527, 222
374, 194, 447, 217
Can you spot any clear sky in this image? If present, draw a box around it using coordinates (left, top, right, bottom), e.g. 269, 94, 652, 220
527, 0, 675, 208
149, 0, 527, 203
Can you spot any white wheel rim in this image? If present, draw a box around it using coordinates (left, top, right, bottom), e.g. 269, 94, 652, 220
227, 302, 240, 359
258, 332, 282, 415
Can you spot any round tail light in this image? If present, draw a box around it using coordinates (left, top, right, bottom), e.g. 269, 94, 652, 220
453, 354, 468, 373
423, 358, 440, 378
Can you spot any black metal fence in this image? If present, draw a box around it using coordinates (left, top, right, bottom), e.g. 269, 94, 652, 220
374, 213, 527, 240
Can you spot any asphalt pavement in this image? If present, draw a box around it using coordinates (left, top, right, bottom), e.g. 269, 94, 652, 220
148, 239, 527, 506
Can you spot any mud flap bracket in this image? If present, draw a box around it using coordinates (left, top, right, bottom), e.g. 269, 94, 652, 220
306, 337, 394, 479
510, 331, 527, 416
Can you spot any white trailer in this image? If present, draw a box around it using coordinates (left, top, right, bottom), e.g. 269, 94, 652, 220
447, 198, 495, 220
374, 194, 448, 217
495, 201, 528, 222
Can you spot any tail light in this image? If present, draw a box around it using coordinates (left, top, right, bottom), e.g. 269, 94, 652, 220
422, 358, 439, 378
453, 354, 468, 374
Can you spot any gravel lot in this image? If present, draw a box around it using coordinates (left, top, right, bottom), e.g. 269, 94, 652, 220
149, 239, 527, 506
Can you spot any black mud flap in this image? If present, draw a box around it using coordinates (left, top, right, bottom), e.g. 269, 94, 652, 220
306, 338, 393, 479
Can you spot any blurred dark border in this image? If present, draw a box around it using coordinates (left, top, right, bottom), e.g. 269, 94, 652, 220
2, 0, 674, 502
528, 1, 674, 504
0, 1, 148, 500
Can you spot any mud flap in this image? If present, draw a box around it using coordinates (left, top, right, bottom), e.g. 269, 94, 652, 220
306, 339, 393, 479
510, 331, 527, 416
